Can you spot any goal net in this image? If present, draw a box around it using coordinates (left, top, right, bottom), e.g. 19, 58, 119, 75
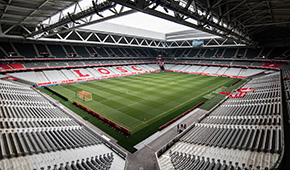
78, 91, 92, 101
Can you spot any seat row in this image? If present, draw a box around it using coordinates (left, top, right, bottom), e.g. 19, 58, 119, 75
223, 97, 279, 105
248, 75, 280, 84
52, 153, 114, 170
180, 124, 281, 153
170, 151, 269, 170
0, 84, 31, 91
282, 66, 290, 121
241, 91, 280, 100
0, 93, 47, 102
0, 127, 102, 159
0, 100, 52, 107
202, 115, 280, 126
1, 106, 70, 119
246, 82, 280, 89
0, 89, 37, 95
0, 119, 78, 129
210, 103, 280, 116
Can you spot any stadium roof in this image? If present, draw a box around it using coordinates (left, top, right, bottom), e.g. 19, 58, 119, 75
82, 12, 220, 41
90, 12, 193, 34
0, 0, 78, 25
0, 0, 290, 47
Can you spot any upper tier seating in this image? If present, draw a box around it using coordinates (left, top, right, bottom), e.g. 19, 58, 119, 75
232, 61, 251, 66
137, 48, 149, 57
204, 49, 216, 58
146, 48, 157, 57
215, 49, 224, 57
35, 44, 50, 57
223, 48, 237, 58
13, 43, 37, 58
0, 42, 16, 57
23, 62, 48, 68
236, 48, 246, 58
85, 46, 97, 57
0, 64, 11, 70
187, 49, 200, 57
245, 48, 261, 59
118, 48, 130, 57
1, 42, 290, 59
67, 61, 85, 66
268, 47, 289, 59
174, 49, 186, 57
63, 45, 77, 58
94, 47, 109, 57
9, 63, 25, 69
47, 44, 67, 58
197, 49, 206, 57
199, 60, 213, 64
110, 48, 124, 57
214, 61, 231, 65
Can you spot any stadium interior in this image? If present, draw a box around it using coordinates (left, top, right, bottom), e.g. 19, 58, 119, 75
0, 0, 290, 170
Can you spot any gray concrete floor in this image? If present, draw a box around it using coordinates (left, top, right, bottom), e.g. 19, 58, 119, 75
126, 109, 207, 170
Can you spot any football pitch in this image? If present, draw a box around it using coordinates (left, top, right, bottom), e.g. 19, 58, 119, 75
41, 72, 245, 152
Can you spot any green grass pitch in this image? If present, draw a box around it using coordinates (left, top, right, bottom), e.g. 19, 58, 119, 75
41, 71, 245, 152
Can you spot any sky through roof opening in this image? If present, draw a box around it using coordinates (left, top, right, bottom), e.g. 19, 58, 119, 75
104, 12, 193, 34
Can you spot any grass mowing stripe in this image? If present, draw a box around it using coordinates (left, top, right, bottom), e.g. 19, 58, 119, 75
42, 72, 242, 152
200, 79, 246, 110
58, 86, 146, 129
144, 76, 232, 125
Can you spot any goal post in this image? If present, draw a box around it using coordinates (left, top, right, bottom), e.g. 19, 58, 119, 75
78, 91, 92, 101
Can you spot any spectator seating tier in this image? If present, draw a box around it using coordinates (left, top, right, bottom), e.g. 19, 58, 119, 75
0, 79, 126, 169
157, 73, 282, 170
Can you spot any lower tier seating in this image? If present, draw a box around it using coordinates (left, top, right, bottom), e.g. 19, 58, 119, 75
164, 64, 265, 78
8, 64, 160, 86
0, 79, 127, 169
157, 73, 283, 170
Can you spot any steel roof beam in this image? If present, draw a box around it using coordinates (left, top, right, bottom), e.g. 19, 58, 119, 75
0, 3, 63, 11
109, 0, 254, 45
240, 2, 290, 25
19, 0, 50, 24
26, 0, 116, 38
40, 9, 136, 39
245, 21, 290, 28
0, 0, 11, 19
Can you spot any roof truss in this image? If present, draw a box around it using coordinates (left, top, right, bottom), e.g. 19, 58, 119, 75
108, 0, 255, 45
